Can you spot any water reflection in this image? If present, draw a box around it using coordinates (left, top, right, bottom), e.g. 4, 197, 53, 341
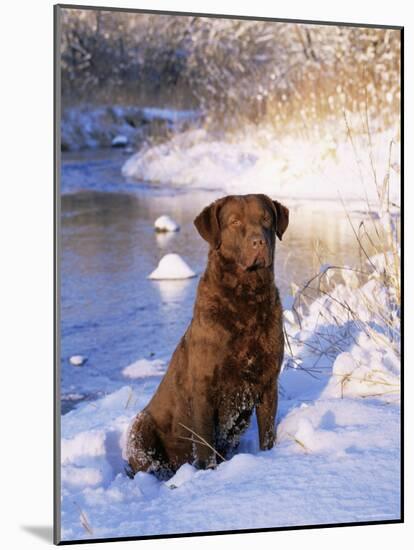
155, 231, 177, 249
152, 279, 193, 303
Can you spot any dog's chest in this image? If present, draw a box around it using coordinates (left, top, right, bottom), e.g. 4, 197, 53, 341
201, 278, 283, 393
217, 304, 280, 385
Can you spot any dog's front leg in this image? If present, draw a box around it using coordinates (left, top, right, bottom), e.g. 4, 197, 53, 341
256, 378, 278, 451
191, 395, 217, 470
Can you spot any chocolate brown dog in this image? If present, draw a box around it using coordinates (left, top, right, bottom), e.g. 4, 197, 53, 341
126, 194, 289, 477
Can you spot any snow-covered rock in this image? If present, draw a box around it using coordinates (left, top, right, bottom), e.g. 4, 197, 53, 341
148, 254, 196, 280
111, 135, 128, 147
154, 215, 180, 233
69, 355, 87, 367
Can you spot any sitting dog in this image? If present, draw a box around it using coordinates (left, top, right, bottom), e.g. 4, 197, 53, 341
126, 193, 289, 477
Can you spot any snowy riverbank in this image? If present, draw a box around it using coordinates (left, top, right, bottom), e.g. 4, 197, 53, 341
122, 125, 400, 210
60, 257, 400, 541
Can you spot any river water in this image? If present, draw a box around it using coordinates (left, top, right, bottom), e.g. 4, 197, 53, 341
60, 149, 366, 413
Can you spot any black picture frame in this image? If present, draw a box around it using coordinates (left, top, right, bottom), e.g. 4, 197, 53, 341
54, 4, 404, 545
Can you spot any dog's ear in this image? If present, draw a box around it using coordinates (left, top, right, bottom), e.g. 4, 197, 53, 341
194, 199, 224, 249
259, 195, 289, 241
273, 200, 289, 241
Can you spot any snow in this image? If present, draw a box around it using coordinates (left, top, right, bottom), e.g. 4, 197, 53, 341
122, 358, 166, 379
154, 214, 180, 232
62, 392, 85, 402
60, 384, 400, 540
111, 135, 128, 147
122, 126, 400, 210
62, 430, 106, 464
60, 261, 400, 542
148, 253, 196, 280
165, 463, 197, 489
69, 355, 87, 367
62, 466, 104, 489
322, 345, 400, 400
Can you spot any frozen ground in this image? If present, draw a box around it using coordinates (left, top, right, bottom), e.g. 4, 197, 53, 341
122, 126, 400, 210
60, 265, 400, 542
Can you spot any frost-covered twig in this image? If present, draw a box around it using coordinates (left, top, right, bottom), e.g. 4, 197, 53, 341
178, 422, 226, 462
74, 501, 93, 536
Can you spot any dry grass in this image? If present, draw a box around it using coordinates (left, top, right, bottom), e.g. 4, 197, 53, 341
74, 501, 94, 535
283, 432, 310, 453
284, 117, 400, 386
178, 422, 226, 463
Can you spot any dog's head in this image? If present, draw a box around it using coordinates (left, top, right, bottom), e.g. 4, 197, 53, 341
194, 194, 289, 271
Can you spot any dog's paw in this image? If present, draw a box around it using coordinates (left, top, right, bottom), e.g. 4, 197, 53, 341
260, 432, 276, 451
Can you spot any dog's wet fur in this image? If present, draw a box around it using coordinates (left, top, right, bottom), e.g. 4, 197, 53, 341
126, 194, 289, 478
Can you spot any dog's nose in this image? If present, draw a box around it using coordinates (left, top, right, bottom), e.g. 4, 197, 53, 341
251, 235, 265, 249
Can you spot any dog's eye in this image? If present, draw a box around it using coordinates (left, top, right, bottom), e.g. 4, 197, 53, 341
231, 219, 241, 227
263, 214, 272, 226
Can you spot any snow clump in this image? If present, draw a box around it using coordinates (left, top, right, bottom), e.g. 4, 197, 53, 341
148, 254, 196, 280
154, 215, 180, 232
